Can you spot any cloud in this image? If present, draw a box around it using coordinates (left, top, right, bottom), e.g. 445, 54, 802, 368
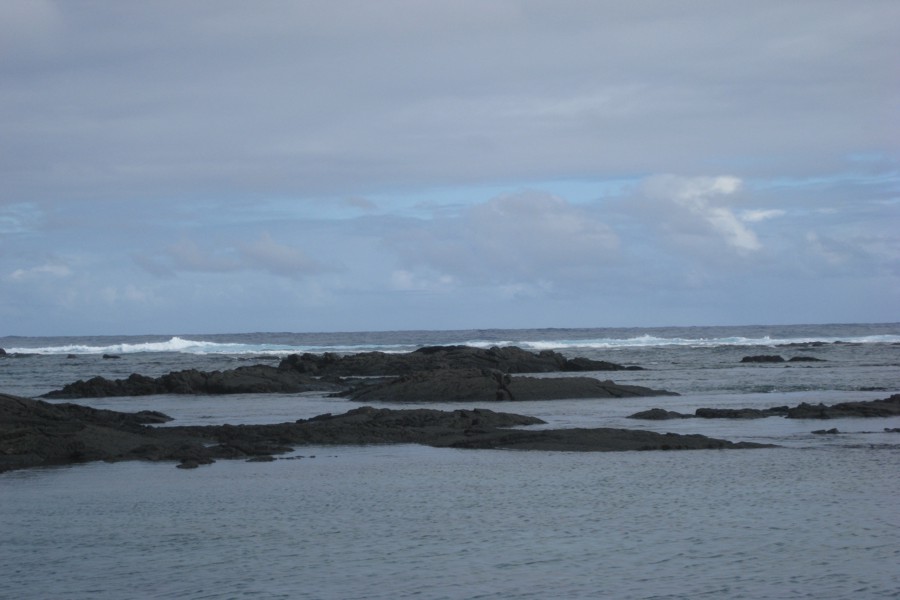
0, 0, 62, 59
1, 2, 899, 334
639, 175, 761, 253
0, 203, 43, 234
388, 190, 618, 287
342, 196, 379, 212
166, 239, 242, 273
740, 209, 786, 223
239, 232, 322, 279
138, 233, 324, 280
7, 262, 71, 282
2, 2, 897, 207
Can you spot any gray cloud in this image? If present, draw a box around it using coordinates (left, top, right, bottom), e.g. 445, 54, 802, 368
135, 233, 324, 280
2, 1, 897, 207
388, 191, 618, 288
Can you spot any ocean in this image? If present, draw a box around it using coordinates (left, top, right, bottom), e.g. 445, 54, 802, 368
1, 323, 899, 599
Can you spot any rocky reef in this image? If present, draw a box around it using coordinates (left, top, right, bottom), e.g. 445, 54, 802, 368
341, 368, 677, 402
740, 355, 824, 363
628, 394, 900, 420
0, 393, 769, 473
42, 365, 343, 398
42, 345, 669, 401
279, 345, 643, 376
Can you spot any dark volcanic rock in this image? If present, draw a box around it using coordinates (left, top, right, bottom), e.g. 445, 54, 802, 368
0, 393, 206, 473
278, 345, 639, 376
786, 395, 900, 419
788, 356, 824, 362
740, 355, 785, 363
627, 408, 691, 420
630, 395, 900, 421
340, 368, 678, 403
694, 407, 789, 419
0, 393, 769, 474
628, 407, 789, 420
42, 365, 344, 399
448, 428, 768, 451
0, 348, 5, 356
43, 345, 647, 399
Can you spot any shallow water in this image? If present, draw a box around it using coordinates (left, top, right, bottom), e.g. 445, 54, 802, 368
2, 445, 898, 599
2, 324, 899, 599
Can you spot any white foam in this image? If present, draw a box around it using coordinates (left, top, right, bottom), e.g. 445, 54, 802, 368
4, 332, 898, 355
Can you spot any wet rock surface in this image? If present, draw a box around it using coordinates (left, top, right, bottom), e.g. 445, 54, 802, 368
785, 395, 900, 419
42, 365, 345, 398
739, 354, 823, 363
0, 393, 769, 473
629, 394, 900, 420
278, 345, 641, 376
340, 368, 678, 403
42, 346, 657, 400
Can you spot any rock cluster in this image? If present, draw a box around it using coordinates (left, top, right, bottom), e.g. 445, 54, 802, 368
341, 368, 677, 403
629, 394, 900, 420
42, 345, 665, 401
279, 345, 641, 376
0, 393, 770, 473
740, 355, 824, 363
43, 365, 342, 398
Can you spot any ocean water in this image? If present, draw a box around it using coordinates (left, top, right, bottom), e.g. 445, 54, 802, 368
1, 324, 899, 599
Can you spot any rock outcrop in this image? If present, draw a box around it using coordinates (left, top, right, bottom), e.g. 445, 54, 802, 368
741, 355, 786, 363
42, 365, 344, 399
739, 354, 823, 363
42, 346, 653, 399
785, 395, 900, 419
627, 408, 692, 420
0, 393, 769, 473
341, 368, 677, 403
278, 345, 641, 376
628, 394, 900, 420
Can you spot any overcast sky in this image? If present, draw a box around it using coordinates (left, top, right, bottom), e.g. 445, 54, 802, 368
1, 1, 898, 336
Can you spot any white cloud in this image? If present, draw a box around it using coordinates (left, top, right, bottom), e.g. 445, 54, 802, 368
640, 175, 761, 253
0, 203, 43, 234
7, 262, 71, 281
741, 209, 786, 222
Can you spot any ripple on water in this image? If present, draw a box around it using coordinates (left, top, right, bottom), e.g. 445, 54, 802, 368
2, 445, 899, 599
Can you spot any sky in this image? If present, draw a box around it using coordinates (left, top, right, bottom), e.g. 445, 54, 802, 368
1, 0, 898, 336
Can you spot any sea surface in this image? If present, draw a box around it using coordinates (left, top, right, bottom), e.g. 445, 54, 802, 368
1, 323, 899, 599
